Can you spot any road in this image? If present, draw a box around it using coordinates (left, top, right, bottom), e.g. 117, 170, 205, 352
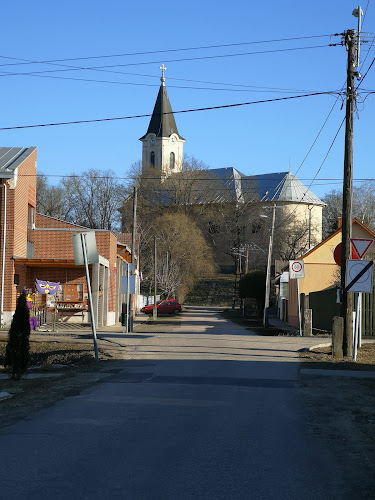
0, 307, 343, 499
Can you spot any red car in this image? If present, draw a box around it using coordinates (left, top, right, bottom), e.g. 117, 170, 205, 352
141, 299, 182, 315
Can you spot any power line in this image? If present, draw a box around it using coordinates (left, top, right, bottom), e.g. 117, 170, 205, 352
24, 172, 375, 183
0, 91, 337, 131
0, 44, 338, 79
0, 34, 336, 68
0, 69, 335, 93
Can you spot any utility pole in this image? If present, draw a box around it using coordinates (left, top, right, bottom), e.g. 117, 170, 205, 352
340, 27, 359, 357
263, 204, 276, 328
129, 187, 137, 332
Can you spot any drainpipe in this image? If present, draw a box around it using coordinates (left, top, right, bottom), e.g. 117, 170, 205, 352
1, 181, 7, 327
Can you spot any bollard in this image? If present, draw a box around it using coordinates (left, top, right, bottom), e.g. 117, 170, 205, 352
332, 316, 344, 359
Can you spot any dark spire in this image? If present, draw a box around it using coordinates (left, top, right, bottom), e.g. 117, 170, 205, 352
140, 66, 184, 140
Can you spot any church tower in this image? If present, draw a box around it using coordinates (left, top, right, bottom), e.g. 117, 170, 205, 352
140, 65, 185, 179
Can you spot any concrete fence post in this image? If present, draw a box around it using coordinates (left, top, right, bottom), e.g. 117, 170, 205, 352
304, 309, 312, 336
332, 316, 344, 359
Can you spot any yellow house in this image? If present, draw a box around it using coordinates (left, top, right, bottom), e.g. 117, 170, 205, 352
287, 219, 375, 327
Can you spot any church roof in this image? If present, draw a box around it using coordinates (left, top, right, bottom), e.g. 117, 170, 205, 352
243, 171, 325, 205
202, 168, 325, 206
0, 147, 36, 176
140, 83, 184, 140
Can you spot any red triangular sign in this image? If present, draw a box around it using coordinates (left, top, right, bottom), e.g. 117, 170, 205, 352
350, 238, 373, 258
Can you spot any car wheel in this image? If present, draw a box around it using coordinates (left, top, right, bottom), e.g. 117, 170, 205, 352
174, 308, 180, 315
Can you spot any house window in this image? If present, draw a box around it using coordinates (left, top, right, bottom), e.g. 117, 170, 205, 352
27, 205, 35, 258
27, 205, 35, 241
150, 151, 155, 166
170, 152, 175, 170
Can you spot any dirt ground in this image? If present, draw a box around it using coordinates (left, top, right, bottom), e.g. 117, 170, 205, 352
0, 336, 125, 429
299, 343, 375, 499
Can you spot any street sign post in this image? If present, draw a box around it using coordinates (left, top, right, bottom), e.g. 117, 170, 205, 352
289, 260, 305, 336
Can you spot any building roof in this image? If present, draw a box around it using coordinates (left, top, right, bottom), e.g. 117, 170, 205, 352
0, 147, 36, 177
139, 83, 184, 141
243, 171, 325, 205
199, 168, 325, 206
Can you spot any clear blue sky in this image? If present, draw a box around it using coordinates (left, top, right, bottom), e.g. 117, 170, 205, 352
0, 0, 374, 199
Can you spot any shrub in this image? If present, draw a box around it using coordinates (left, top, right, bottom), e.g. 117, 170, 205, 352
4, 292, 31, 380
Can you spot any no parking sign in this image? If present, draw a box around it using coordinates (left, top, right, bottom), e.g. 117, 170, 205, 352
345, 259, 373, 293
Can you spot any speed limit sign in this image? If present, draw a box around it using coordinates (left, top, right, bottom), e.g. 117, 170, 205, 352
289, 260, 305, 279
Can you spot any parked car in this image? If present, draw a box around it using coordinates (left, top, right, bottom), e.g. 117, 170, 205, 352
141, 299, 182, 315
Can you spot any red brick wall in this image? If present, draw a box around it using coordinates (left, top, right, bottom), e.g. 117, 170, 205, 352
36, 213, 84, 229
0, 149, 37, 312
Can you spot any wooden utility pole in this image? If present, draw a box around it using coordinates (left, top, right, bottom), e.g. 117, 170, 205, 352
340, 30, 356, 357
129, 187, 137, 332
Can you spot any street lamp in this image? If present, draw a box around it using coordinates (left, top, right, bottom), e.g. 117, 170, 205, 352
153, 237, 158, 321
262, 205, 276, 328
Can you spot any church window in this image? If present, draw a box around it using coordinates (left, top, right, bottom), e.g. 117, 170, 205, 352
170, 152, 175, 170
150, 151, 155, 166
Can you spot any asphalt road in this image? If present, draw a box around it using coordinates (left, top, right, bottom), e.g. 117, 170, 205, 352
0, 307, 343, 499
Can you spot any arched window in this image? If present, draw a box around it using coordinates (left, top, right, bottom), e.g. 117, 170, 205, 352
150, 151, 155, 166
170, 152, 175, 170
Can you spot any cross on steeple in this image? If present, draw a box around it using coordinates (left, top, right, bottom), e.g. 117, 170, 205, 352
160, 64, 167, 83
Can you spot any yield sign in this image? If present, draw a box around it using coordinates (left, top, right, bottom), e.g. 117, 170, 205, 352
351, 238, 373, 259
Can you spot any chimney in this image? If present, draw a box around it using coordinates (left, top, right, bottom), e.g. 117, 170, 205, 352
337, 216, 342, 229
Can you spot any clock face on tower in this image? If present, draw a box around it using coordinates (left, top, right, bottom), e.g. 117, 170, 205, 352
170, 136, 176, 144
149, 137, 155, 145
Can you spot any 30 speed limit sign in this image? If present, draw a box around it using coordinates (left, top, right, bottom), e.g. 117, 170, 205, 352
289, 260, 305, 279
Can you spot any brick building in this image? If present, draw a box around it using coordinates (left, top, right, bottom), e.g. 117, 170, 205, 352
0, 147, 133, 327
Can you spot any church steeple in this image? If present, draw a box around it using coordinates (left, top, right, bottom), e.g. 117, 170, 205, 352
140, 66, 185, 179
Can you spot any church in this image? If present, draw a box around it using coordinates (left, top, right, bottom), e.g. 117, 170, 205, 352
137, 66, 325, 270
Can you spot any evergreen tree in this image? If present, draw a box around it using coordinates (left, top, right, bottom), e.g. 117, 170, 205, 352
4, 292, 31, 380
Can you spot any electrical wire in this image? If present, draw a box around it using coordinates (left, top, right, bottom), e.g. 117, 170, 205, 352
0, 44, 338, 79
0, 91, 338, 131
0, 34, 336, 68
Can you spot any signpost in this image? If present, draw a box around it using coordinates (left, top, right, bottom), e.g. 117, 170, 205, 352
289, 260, 305, 336
72, 232, 99, 362
121, 263, 135, 333
345, 259, 373, 361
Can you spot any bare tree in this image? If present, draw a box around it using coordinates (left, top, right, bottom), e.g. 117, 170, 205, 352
143, 212, 217, 300
36, 174, 74, 221
322, 182, 375, 238
37, 169, 125, 231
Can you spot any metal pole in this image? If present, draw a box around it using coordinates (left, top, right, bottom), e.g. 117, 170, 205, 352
297, 279, 302, 336
153, 237, 157, 321
81, 233, 99, 362
1, 182, 7, 328
263, 204, 276, 328
340, 30, 356, 357
129, 187, 137, 332
308, 205, 313, 249
126, 263, 130, 333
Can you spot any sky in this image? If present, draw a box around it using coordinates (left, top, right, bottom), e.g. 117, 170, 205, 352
0, 0, 374, 199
